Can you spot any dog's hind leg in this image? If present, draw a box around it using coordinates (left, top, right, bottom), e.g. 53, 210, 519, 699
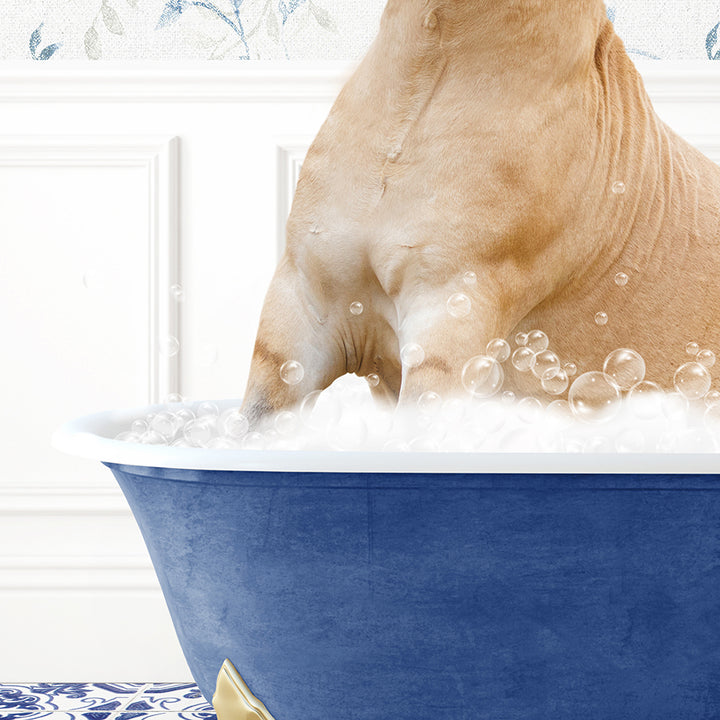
240, 258, 349, 428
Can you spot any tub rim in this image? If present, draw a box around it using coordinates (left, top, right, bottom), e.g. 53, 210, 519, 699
52, 400, 720, 474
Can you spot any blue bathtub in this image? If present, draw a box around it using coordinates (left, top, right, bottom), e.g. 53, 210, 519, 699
54, 403, 720, 720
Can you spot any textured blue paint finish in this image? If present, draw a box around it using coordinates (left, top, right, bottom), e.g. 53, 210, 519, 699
106, 463, 720, 720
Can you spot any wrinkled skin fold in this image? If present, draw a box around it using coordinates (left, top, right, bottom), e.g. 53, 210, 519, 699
242, 0, 720, 425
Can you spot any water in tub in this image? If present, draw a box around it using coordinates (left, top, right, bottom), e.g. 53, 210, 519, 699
114, 331, 720, 453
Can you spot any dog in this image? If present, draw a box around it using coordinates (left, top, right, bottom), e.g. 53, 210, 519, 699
241, 0, 720, 425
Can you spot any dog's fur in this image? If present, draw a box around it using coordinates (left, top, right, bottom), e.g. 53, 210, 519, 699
242, 0, 720, 424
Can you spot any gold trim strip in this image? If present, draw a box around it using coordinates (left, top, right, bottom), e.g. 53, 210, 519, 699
212, 658, 277, 720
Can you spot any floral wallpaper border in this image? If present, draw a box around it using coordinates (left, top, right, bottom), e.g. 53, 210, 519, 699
4, 1, 720, 62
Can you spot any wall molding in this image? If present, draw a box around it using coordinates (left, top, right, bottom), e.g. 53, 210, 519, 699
0, 555, 157, 591
0, 61, 716, 104
0, 485, 127, 514
0, 62, 353, 103
0, 136, 179, 403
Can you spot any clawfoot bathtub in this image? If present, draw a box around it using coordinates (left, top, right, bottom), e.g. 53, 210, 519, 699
53, 401, 720, 720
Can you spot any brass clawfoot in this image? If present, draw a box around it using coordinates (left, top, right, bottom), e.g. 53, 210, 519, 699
212, 658, 277, 720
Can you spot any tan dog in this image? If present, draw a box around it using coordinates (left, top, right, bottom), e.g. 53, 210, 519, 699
242, 0, 720, 425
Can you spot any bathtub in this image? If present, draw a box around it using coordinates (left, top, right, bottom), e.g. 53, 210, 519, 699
53, 401, 720, 720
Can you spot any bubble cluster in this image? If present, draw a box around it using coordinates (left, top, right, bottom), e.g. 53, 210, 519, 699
115, 329, 720, 454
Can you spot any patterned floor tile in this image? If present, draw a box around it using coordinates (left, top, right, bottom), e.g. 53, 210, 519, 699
0, 684, 145, 714
132, 684, 213, 715
0, 684, 216, 720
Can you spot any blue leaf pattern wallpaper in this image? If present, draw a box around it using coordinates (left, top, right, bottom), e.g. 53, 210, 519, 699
1, 1, 719, 62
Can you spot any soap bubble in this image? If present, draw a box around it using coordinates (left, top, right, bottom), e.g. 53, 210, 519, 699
704, 403, 720, 428
615, 429, 645, 453
208, 437, 238, 450
280, 360, 305, 385
165, 393, 184, 404
594, 311, 608, 326
197, 401, 219, 418
401, 343, 425, 368
418, 391, 442, 415
614, 272, 629, 287
486, 338, 511, 362
461, 355, 504, 398
472, 401, 506, 434
628, 381, 664, 418
564, 362, 578, 377
568, 372, 621, 423
704, 390, 720, 408
602, 348, 646, 390
183, 418, 215, 447
441, 398, 468, 424
463, 271, 477, 285
447, 293, 471, 318
150, 411, 177, 439
517, 397, 543, 424
274, 410, 299, 436
241, 431, 266, 450
159, 335, 180, 357
115, 431, 140, 442
673, 362, 711, 400
174, 408, 195, 425
526, 330, 549, 353
686, 342, 700, 356
139, 430, 168, 445
220, 408, 249, 438
662, 392, 689, 422
501, 391, 516, 404
131, 419, 148, 435
541, 367, 569, 395
366, 373, 380, 388
697, 349, 716, 368
170, 284, 184, 302
512, 347, 535, 372
584, 435, 614, 453
611, 181, 626, 194
546, 399, 574, 428
349, 301, 364, 316
515, 332, 528, 346
530, 350, 560, 379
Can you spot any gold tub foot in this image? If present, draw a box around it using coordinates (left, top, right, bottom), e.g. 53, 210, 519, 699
212, 658, 277, 720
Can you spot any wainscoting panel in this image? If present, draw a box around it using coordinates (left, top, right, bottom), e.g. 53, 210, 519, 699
0, 61, 717, 681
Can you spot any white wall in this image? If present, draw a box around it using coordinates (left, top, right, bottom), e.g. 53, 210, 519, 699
0, 61, 718, 680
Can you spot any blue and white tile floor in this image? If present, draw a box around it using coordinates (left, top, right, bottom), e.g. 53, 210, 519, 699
0, 683, 216, 720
